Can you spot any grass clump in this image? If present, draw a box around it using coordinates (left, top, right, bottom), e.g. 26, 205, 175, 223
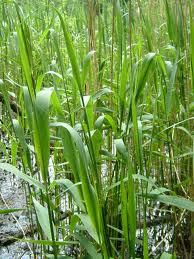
0, 0, 194, 258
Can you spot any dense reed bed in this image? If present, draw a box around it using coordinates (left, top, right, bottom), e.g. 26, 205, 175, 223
0, 0, 194, 258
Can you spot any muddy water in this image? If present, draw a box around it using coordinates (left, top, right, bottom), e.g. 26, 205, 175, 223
0, 170, 32, 258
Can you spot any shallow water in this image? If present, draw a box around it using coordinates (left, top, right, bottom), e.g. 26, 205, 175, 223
0, 242, 31, 259
0, 170, 32, 258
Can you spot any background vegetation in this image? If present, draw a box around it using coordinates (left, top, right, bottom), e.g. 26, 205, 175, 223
0, 0, 194, 258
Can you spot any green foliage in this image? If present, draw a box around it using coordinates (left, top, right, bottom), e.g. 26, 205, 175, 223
0, 0, 193, 258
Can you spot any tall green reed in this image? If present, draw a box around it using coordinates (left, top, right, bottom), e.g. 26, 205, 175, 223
0, 0, 194, 258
